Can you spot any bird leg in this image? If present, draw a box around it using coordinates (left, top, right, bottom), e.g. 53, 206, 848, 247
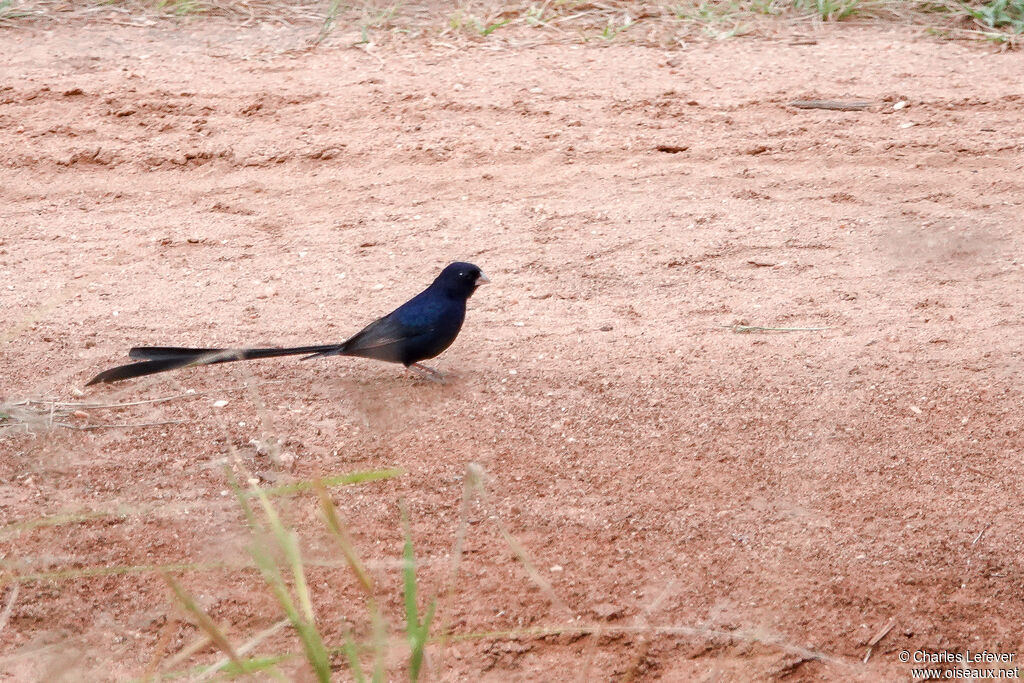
409, 362, 446, 384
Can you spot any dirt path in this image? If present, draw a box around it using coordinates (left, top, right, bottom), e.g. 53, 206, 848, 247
2, 20, 1023, 681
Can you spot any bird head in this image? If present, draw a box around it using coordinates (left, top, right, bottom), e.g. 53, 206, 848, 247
434, 262, 489, 299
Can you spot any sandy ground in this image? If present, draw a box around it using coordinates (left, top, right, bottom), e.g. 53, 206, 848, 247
2, 17, 1024, 682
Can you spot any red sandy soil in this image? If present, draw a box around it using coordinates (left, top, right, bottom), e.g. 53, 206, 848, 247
2, 17, 1023, 682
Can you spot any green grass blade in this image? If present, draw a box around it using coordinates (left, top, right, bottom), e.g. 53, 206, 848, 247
249, 530, 331, 681
194, 618, 291, 682
409, 598, 436, 682
292, 620, 333, 683
316, 485, 389, 680
11, 561, 219, 584
0, 507, 130, 539
249, 482, 332, 682
133, 653, 290, 683
288, 532, 316, 625
225, 465, 260, 530
317, 483, 374, 595
400, 504, 435, 682
401, 507, 419, 641
250, 487, 314, 623
163, 574, 243, 669
482, 18, 510, 35
370, 601, 387, 683
216, 655, 290, 677
241, 469, 404, 498
341, 632, 368, 683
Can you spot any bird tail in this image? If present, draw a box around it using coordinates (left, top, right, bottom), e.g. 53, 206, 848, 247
87, 344, 342, 385
299, 346, 347, 360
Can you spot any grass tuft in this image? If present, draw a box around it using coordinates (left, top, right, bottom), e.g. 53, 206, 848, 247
965, 0, 1024, 28
317, 482, 387, 682
4, 460, 846, 679
0, 0, 37, 21
228, 466, 333, 682
791, 0, 864, 21
0, 1, 1022, 46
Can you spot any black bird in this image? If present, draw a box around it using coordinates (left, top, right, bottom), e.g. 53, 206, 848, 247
87, 262, 489, 385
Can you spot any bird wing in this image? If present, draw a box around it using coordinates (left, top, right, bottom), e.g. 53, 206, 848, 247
342, 297, 444, 353
343, 317, 411, 351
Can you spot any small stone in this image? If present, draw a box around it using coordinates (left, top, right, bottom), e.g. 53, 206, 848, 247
591, 602, 623, 620
212, 399, 229, 408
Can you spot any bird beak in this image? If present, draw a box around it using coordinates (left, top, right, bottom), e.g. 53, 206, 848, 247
477, 272, 490, 286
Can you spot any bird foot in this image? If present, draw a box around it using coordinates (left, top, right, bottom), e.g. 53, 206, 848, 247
409, 363, 447, 384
